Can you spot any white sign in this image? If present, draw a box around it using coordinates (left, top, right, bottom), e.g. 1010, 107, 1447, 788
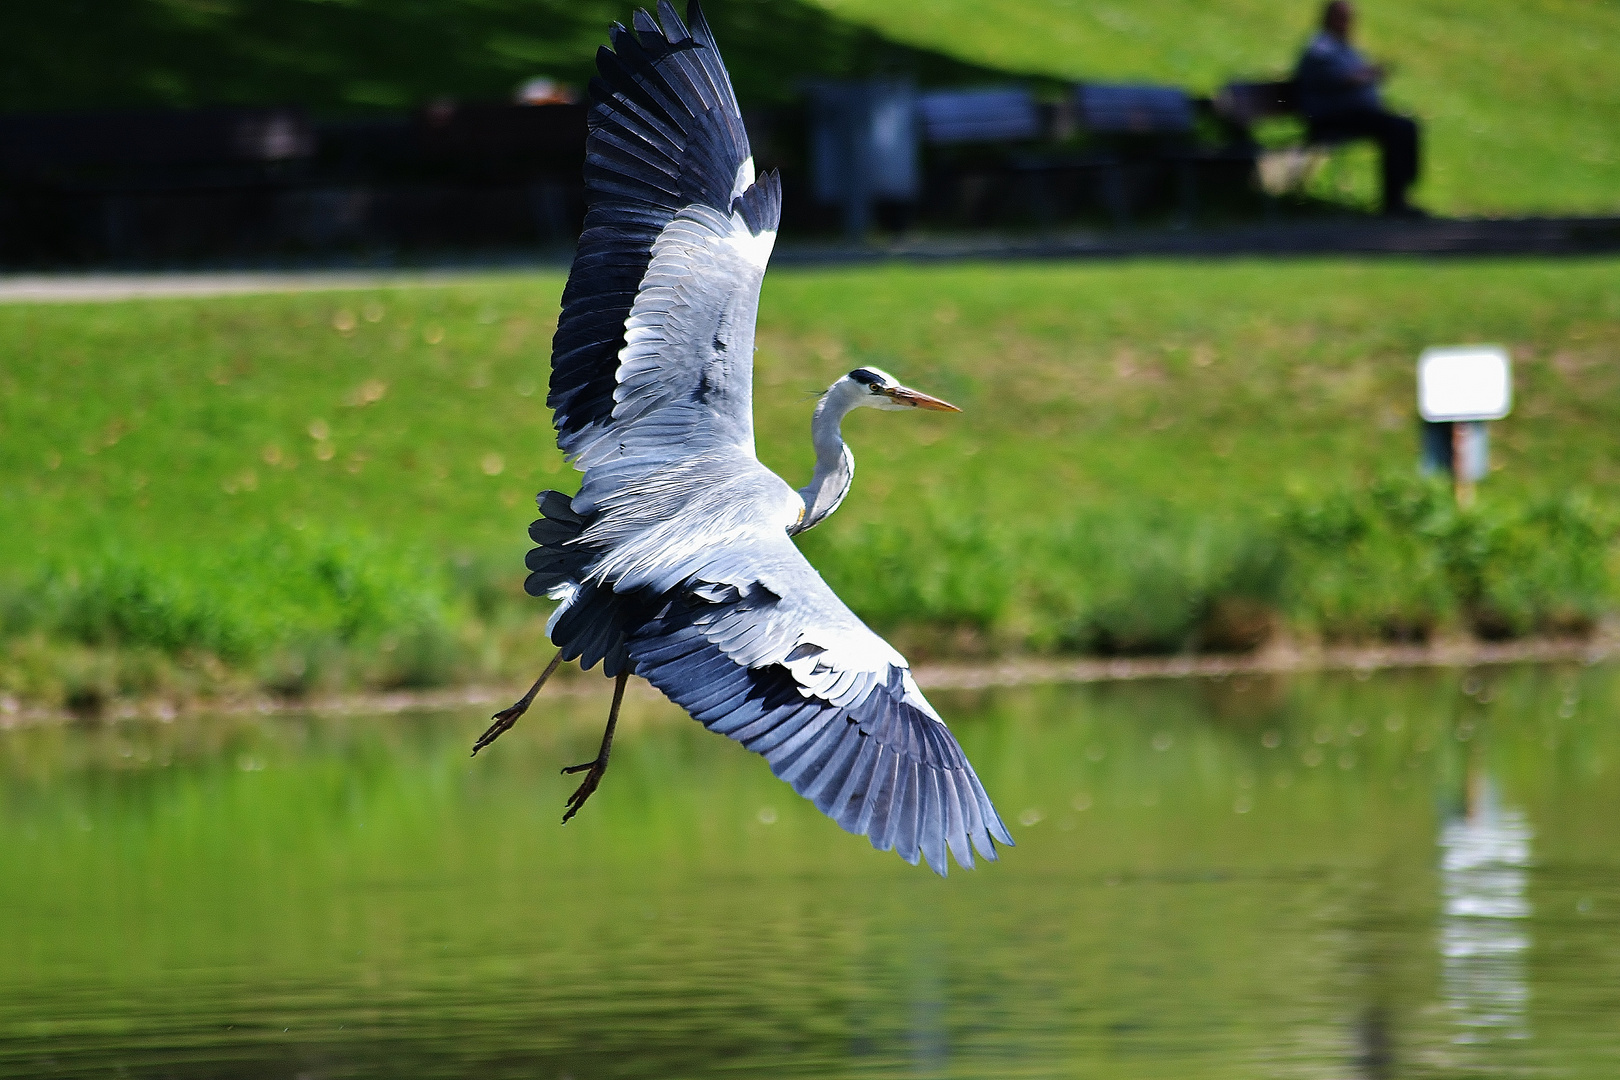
1418, 345, 1512, 422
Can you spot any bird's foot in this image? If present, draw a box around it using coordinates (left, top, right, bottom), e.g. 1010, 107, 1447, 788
559, 670, 628, 824
470, 651, 563, 757
561, 756, 609, 823
471, 701, 527, 756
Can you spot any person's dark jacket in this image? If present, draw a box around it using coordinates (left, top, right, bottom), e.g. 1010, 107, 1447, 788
1294, 30, 1382, 117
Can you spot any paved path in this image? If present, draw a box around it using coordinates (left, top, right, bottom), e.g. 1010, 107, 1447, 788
776, 216, 1620, 265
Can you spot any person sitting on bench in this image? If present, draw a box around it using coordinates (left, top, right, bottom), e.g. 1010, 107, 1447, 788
1295, 1, 1423, 216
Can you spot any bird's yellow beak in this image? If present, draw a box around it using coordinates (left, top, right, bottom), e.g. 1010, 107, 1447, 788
883, 386, 961, 412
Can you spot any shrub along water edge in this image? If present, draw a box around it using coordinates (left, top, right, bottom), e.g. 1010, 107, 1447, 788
1, 527, 467, 708
2, 474, 1614, 709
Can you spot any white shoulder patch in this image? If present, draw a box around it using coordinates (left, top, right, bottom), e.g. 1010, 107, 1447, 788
730, 156, 756, 202
723, 215, 776, 270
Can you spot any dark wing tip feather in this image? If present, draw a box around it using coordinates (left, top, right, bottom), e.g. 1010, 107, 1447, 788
550, 0, 754, 455
658, 0, 693, 42
734, 170, 782, 235
684, 0, 718, 46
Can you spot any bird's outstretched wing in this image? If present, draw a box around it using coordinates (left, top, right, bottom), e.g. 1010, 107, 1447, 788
614, 516, 1014, 876
549, 0, 780, 514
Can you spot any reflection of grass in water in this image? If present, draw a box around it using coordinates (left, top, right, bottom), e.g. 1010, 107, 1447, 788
2, 260, 1618, 705
1, 666, 1617, 1075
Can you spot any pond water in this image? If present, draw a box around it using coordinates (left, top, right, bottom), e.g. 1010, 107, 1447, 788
3, 664, 1618, 1079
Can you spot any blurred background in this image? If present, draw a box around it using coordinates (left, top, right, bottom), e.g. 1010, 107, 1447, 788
2, 1, 1618, 1077
0, 0, 1617, 261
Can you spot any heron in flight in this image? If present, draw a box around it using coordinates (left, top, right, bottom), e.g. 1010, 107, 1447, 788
472, 0, 1012, 874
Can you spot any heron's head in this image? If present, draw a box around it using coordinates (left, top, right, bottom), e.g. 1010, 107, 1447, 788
840, 366, 960, 413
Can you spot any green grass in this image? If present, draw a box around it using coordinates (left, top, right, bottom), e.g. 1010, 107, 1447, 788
2, 258, 1618, 704
809, 0, 1620, 217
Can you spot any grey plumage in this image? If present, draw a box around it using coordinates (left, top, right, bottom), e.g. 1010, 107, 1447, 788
525, 0, 1012, 874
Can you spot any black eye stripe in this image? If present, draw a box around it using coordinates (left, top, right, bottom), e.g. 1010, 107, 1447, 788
848, 367, 883, 386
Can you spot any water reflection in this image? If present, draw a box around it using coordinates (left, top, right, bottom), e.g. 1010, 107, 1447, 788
1439, 767, 1532, 1044
2, 666, 1619, 1079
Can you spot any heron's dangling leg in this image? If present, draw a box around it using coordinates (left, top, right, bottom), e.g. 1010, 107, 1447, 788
561, 671, 629, 824
472, 650, 564, 756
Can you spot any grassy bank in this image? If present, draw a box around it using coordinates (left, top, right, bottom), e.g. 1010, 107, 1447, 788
2, 258, 1617, 707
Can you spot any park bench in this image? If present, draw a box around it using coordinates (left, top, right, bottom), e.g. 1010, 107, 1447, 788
1051, 83, 1251, 226
916, 87, 1043, 144
892, 83, 1251, 228
1073, 83, 1197, 224
1212, 79, 1362, 198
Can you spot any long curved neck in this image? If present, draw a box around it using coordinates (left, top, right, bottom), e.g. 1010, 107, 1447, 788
794, 385, 860, 533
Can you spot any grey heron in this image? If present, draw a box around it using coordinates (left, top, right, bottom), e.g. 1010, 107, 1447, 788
473, 0, 1013, 874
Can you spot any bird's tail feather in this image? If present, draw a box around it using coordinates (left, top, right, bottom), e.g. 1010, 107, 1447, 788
524, 489, 592, 594
525, 489, 636, 675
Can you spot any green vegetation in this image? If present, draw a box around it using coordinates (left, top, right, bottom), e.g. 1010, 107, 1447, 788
2, 258, 1618, 706
811, 0, 1620, 217
818, 478, 1616, 657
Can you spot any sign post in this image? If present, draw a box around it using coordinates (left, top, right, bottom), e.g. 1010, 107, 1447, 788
1417, 346, 1512, 508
